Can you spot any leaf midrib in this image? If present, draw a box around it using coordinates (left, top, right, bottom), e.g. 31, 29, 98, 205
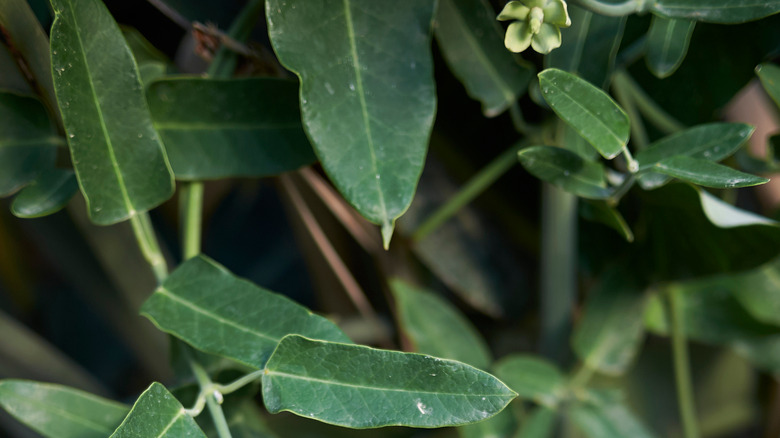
153, 121, 300, 131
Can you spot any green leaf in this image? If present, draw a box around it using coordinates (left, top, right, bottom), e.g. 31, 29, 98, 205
141, 255, 351, 369
50, 0, 174, 225
266, 0, 437, 242
0, 41, 34, 93
538, 68, 629, 160
0, 380, 129, 438
653, 155, 768, 188
572, 268, 647, 375
458, 409, 517, 438
727, 258, 780, 327
0, 92, 59, 197
262, 335, 517, 428
110, 382, 206, 438
493, 355, 566, 407
121, 26, 169, 65
756, 62, 780, 109
11, 169, 78, 218
580, 201, 634, 242
698, 188, 778, 228
545, 4, 626, 88
650, 0, 780, 24
569, 392, 656, 438
435, 0, 534, 117
391, 279, 492, 370
645, 16, 695, 79
516, 407, 556, 438
147, 77, 316, 180
635, 122, 753, 189
517, 146, 613, 199
137, 61, 167, 88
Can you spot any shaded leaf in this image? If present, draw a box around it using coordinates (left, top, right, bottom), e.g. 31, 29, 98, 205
538, 69, 629, 160
141, 255, 351, 369
266, 0, 437, 244
515, 407, 556, 438
756, 62, 780, 109
110, 382, 205, 437
121, 26, 169, 65
572, 268, 647, 375
137, 62, 167, 88
147, 77, 315, 180
650, 0, 780, 24
518, 146, 613, 199
50, 0, 174, 224
0, 380, 128, 438
458, 408, 516, 438
391, 279, 492, 370
262, 335, 516, 428
580, 201, 634, 242
653, 156, 768, 189
493, 355, 566, 407
645, 16, 695, 79
11, 169, 78, 218
0, 41, 34, 93
435, 0, 534, 117
569, 391, 656, 438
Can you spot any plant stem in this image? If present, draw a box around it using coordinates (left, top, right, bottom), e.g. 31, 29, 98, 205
614, 69, 686, 134
188, 354, 233, 438
667, 287, 699, 438
612, 72, 649, 151
215, 369, 265, 394
180, 182, 204, 260
574, 0, 645, 16
411, 143, 522, 242
568, 362, 595, 391
207, 0, 264, 78
129, 213, 167, 284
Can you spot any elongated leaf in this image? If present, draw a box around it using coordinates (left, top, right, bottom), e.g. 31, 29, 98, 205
493, 355, 566, 407
580, 201, 634, 242
650, 0, 780, 24
517, 407, 556, 438
645, 16, 695, 79
569, 392, 656, 438
141, 255, 350, 369
50, 0, 174, 224
756, 62, 780, 109
435, 0, 533, 116
518, 146, 612, 199
0, 380, 128, 438
0, 92, 59, 196
262, 335, 516, 428
266, 0, 437, 245
11, 169, 78, 218
147, 77, 315, 180
546, 4, 626, 88
635, 122, 753, 189
391, 279, 492, 370
698, 188, 778, 228
538, 69, 629, 160
110, 383, 205, 438
654, 156, 768, 188
572, 268, 647, 375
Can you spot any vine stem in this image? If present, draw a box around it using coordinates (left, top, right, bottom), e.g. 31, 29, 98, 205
613, 69, 686, 134
129, 213, 167, 284
668, 286, 700, 438
574, 0, 646, 16
179, 182, 204, 260
188, 355, 233, 438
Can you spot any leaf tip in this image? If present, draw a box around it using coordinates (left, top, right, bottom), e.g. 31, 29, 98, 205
381, 221, 395, 250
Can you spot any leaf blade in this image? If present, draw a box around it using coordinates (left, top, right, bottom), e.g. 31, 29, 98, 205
650, 0, 780, 24
654, 156, 768, 188
518, 146, 613, 199
11, 169, 78, 218
493, 355, 566, 407
645, 16, 695, 79
110, 383, 205, 438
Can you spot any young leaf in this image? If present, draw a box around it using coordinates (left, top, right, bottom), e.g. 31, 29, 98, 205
518, 146, 613, 199
435, 0, 534, 117
650, 0, 780, 24
11, 169, 78, 218
0, 92, 59, 197
262, 335, 517, 428
266, 0, 437, 245
572, 268, 647, 375
391, 279, 492, 370
756, 62, 780, 109
50, 0, 174, 225
110, 382, 206, 438
538, 69, 629, 160
0, 380, 129, 438
493, 355, 566, 407
645, 16, 695, 79
654, 156, 769, 188
147, 78, 316, 180
141, 255, 351, 369
569, 392, 656, 438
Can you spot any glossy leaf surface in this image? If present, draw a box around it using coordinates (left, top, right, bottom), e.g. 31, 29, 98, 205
141, 255, 350, 369
110, 382, 205, 438
147, 77, 316, 180
50, 0, 174, 224
493, 355, 565, 407
11, 169, 78, 218
654, 156, 768, 188
266, 0, 437, 240
572, 268, 647, 375
0, 92, 58, 196
391, 279, 492, 370
435, 0, 533, 117
756, 62, 780, 108
645, 16, 695, 79
650, 0, 780, 24
538, 69, 629, 159
518, 146, 612, 199
262, 335, 516, 428
0, 380, 128, 438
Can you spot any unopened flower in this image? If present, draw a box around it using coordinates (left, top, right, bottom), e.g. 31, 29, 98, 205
498, 0, 571, 54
